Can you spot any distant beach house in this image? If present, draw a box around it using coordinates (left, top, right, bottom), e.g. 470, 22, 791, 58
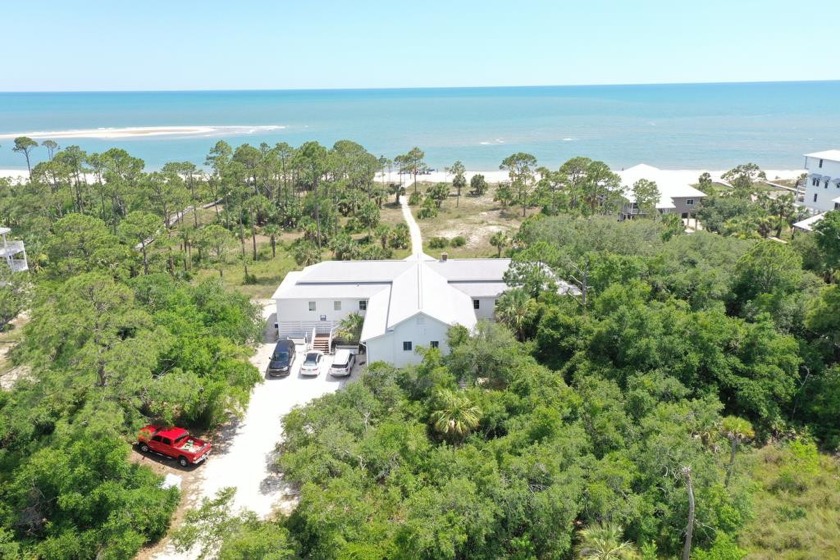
802, 149, 840, 214
0, 227, 28, 273
617, 164, 706, 220
273, 256, 513, 367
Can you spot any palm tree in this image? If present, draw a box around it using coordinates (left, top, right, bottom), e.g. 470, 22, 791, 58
576, 522, 639, 560
337, 312, 364, 345
429, 389, 481, 443
495, 288, 534, 341
263, 223, 280, 258
489, 231, 509, 258
721, 416, 754, 488
769, 193, 796, 237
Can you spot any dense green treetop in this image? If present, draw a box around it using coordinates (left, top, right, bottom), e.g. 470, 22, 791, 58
3, 143, 840, 558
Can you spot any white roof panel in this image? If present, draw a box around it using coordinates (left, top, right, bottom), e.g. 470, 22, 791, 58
450, 282, 509, 298
805, 149, 840, 162
360, 287, 391, 341
426, 258, 511, 282
793, 213, 825, 232
296, 260, 413, 284
618, 164, 708, 207
272, 270, 304, 299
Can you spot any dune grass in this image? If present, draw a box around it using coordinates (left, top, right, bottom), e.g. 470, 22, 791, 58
737, 442, 840, 559
408, 184, 525, 258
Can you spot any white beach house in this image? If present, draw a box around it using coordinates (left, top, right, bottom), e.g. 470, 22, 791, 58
0, 227, 28, 273
272, 256, 514, 367
802, 149, 840, 214
617, 164, 707, 220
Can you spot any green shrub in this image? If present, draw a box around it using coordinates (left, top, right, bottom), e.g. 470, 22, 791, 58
692, 533, 746, 560
388, 224, 410, 249
772, 439, 821, 494
408, 192, 423, 206
428, 237, 449, 249
451, 236, 466, 247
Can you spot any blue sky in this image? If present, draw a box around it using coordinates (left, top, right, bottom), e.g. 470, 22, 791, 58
3, 0, 838, 91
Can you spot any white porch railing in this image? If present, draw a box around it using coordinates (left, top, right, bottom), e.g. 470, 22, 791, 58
327, 324, 340, 353
276, 320, 338, 344
0, 240, 24, 258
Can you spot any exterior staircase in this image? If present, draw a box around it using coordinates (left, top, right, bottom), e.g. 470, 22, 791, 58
312, 334, 331, 354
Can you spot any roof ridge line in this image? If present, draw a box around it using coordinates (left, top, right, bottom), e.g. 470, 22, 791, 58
417, 261, 423, 310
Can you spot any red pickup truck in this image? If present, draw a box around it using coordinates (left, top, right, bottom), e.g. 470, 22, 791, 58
137, 425, 212, 467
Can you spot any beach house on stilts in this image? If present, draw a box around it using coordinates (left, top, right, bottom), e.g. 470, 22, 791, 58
617, 164, 707, 223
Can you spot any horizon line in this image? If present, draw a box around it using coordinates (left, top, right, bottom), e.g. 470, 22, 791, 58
2, 78, 840, 95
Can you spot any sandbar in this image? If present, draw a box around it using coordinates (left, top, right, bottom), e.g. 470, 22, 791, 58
0, 125, 285, 141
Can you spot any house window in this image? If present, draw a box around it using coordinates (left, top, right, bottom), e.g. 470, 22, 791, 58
359, 300, 367, 311
814, 193, 818, 202
308, 301, 316, 311
430, 341, 439, 349
403, 341, 412, 351
686, 199, 694, 206
819, 159, 824, 168
473, 299, 480, 310
812, 177, 819, 186
334, 301, 341, 311
825, 179, 830, 189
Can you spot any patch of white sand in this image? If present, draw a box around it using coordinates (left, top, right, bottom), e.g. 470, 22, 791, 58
152, 300, 351, 559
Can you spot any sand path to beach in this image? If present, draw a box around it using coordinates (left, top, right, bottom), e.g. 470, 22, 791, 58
400, 190, 425, 258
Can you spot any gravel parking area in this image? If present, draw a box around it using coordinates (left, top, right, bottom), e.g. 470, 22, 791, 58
199, 300, 357, 516
150, 301, 358, 559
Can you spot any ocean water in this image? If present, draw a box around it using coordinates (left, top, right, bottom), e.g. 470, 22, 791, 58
1, 81, 838, 172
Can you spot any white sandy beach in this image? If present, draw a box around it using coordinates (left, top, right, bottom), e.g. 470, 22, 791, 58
377, 167, 805, 186
2, 166, 804, 185
0, 169, 28, 181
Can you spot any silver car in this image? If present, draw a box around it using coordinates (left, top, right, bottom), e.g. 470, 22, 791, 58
299, 351, 324, 376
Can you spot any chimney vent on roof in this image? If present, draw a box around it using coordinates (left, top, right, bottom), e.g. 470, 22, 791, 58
441, 252, 448, 262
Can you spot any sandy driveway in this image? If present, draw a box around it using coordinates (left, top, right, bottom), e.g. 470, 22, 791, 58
150, 300, 354, 559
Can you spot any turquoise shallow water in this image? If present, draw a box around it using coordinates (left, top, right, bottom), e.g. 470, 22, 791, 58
1, 82, 838, 171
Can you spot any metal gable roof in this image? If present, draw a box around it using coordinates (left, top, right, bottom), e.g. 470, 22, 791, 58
277, 258, 506, 342
619, 164, 708, 207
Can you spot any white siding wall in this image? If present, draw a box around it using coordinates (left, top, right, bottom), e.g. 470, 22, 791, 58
472, 297, 497, 321
366, 314, 452, 368
671, 196, 701, 219
276, 297, 368, 324
804, 156, 840, 213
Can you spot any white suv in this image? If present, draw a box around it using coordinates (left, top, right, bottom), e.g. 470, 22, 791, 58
329, 349, 356, 377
